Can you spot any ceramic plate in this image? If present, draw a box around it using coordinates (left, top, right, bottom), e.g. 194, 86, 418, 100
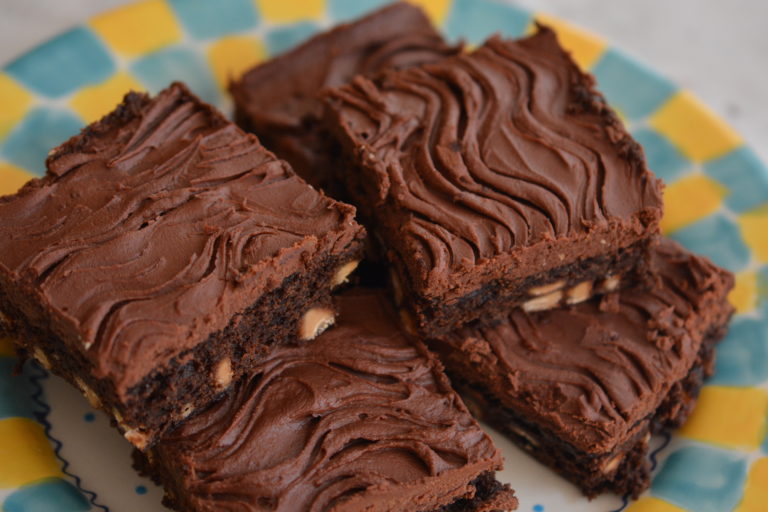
1, 1, 766, 511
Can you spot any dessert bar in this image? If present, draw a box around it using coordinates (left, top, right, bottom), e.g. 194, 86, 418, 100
323, 26, 663, 336
0, 83, 365, 449
136, 290, 518, 512
426, 240, 734, 497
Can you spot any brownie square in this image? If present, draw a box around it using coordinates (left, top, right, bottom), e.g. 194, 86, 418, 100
426, 239, 734, 497
323, 26, 664, 336
135, 290, 518, 512
0, 83, 365, 449
230, 1, 459, 190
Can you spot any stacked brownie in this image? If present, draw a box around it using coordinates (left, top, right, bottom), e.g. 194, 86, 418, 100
0, 82, 366, 449
427, 239, 733, 496
311, 13, 734, 499
0, 1, 735, 510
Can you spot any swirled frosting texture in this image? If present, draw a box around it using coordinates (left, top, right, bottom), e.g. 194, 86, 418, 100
151, 290, 511, 512
325, 27, 663, 298
0, 83, 362, 393
231, 2, 460, 187
429, 240, 734, 454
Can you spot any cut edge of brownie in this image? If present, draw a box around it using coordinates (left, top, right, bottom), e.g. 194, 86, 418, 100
393, 238, 655, 336
2, 242, 363, 449
455, 324, 726, 499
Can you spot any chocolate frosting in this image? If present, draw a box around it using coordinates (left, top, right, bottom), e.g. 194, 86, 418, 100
0, 83, 363, 394
152, 290, 511, 511
429, 240, 734, 454
231, 2, 460, 187
324, 27, 663, 299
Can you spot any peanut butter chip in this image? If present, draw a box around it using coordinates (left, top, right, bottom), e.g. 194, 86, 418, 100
299, 308, 335, 340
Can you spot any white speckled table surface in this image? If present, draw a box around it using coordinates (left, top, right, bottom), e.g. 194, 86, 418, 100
2, 0, 765, 162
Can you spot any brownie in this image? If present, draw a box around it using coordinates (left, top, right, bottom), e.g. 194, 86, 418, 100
230, 1, 460, 190
426, 239, 734, 498
323, 26, 664, 336
0, 83, 365, 450
135, 290, 518, 512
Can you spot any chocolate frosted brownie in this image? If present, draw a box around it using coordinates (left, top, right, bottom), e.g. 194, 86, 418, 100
426, 239, 734, 497
0, 83, 365, 449
323, 26, 663, 336
136, 290, 517, 512
231, 1, 459, 189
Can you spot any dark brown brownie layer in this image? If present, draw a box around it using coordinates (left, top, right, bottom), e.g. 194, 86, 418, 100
231, 1, 459, 190
426, 240, 734, 497
0, 83, 365, 449
456, 327, 723, 498
397, 239, 651, 336
133, 290, 517, 512
323, 26, 663, 337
